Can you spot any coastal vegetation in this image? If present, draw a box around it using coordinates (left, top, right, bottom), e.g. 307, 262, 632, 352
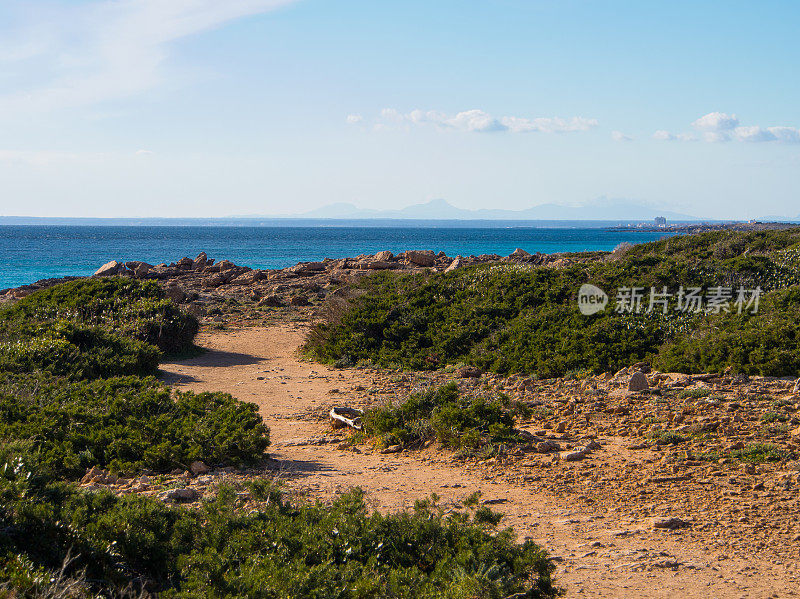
306, 229, 800, 377
0, 278, 557, 598
362, 382, 530, 451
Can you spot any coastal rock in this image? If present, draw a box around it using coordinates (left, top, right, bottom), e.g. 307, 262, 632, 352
217, 259, 236, 272
509, 248, 532, 260
444, 257, 463, 273
194, 252, 209, 269
374, 250, 394, 261
629, 371, 650, 392
290, 262, 327, 275
358, 260, 396, 270
176, 256, 194, 270
93, 260, 124, 277
202, 273, 229, 288
230, 270, 265, 285
258, 295, 285, 307
405, 250, 436, 267
133, 263, 152, 277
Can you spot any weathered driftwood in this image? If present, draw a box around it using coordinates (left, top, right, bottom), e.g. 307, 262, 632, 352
329, 406, 363, 430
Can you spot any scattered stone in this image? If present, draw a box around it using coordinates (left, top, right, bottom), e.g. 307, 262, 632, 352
458, 366, 482, 378
258, 295, 285, 307
536, 440, 561, 453
159, 488, 199, 502
562, 447, 588, 461
190, 460, 210, 475
290, 295, 310, 306
652, 516, 689, 530
628, 371, 650, 392
381, 445, 403, 454
81, 466, 118, 485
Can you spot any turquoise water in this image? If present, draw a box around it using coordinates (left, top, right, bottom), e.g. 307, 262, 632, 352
0, 225, 674, 289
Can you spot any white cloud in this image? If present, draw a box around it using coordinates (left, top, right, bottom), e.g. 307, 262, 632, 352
611, 130, 633, 142
733, 126, 775, 142
346, 114, 363, 124
692, 112, 739, 132
768, 127, 800, 143
0, 0, 298, 114
371, 108, 598, 134
703, 131, 731, 143
135, 149, 154, 156
657, 113, 800, 144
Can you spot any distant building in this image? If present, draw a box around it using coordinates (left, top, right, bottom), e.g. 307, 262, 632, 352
654, 216, 667, 226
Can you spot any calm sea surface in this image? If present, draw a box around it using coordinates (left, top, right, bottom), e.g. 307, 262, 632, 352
0, 225, 675, 289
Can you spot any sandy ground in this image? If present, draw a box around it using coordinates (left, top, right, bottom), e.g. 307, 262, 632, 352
160, 324, 797, 598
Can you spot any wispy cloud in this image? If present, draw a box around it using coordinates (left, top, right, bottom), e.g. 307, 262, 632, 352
0, 0, 298, 114
358, 108, 598, 134
611, 131, 633, 142
654, 112, 800, 144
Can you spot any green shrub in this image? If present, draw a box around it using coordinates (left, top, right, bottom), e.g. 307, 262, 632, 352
0, 321, 160, 379
1, 278, 198, 354
731, 443, 790, 463
306, 229, 800, 377
0, 373, 270, 478
655, 287, 800, 376
0, 465, 558, 599
363, 383, 529, 449
0, 279, 198, 380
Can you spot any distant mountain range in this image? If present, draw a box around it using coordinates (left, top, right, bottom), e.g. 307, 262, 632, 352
294, 198, 701, 221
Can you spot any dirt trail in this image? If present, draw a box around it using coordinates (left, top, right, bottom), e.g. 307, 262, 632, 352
160, 324, 796, 598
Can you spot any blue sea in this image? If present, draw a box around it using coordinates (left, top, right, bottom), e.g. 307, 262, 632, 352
0, 224, 675, 290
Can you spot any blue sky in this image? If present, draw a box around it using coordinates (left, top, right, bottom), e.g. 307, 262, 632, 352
0, 0, 798, 219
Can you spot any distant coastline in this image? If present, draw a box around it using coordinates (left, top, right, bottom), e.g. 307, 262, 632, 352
0, 216, 720, 229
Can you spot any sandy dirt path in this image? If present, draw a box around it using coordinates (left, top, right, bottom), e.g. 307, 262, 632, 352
160, 324, 796, 598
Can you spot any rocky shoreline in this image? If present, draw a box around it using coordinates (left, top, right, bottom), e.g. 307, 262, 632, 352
0, 247, 594, 310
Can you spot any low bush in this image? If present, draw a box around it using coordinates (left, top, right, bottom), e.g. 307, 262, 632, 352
0, 464, 558, 599
0, 279, 198, 380
363, 383, 530, 449
1, 278, 198, 354
306, 229, 800, 377
0, 321, 160, 379
0, 373, 270, 478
